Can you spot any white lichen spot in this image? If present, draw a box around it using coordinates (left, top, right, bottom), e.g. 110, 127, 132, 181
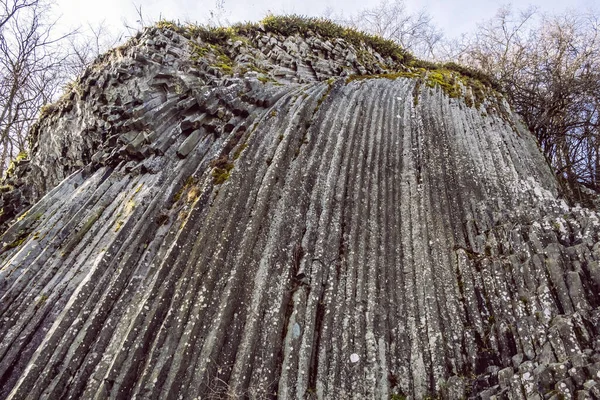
293, 323, 301, 338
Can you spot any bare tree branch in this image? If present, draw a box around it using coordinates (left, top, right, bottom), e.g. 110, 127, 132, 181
329, 0, 443, 59
454, 7, 600, 197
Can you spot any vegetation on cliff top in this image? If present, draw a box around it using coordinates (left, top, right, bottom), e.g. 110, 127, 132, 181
159, 15, 414, 65
159, 15, 501, 112
157, 15, 501, 97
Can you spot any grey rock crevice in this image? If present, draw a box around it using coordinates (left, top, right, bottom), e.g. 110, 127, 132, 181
0, 23, 599, 399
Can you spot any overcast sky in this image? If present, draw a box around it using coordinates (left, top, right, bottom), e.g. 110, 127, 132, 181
53, 0, 597, 41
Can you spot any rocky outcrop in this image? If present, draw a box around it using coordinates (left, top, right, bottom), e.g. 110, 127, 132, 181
0, 19, 599, 399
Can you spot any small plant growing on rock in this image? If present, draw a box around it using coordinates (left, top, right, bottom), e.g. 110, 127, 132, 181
211, 156, 234, 184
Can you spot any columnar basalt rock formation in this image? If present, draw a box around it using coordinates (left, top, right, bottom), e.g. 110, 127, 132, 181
0, 19, 599, 399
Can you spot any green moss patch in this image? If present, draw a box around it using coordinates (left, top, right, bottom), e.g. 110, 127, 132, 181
37, 293, 49, 307
210, 156, 234, 185
190, 42, 210, 60
173, 176, 199, 202
4, 150, 28, 179
213, 54, 233, 74
3, 228, 31, 250
315, 78, 336, 111
114, 219, 125, 232
347, 66, 499, 110
233, 143, 248, 160
189, 39, 236, 75
346, 70, 421, 83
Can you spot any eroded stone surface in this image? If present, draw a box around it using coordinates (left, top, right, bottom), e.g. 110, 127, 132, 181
0, 24, 598, 399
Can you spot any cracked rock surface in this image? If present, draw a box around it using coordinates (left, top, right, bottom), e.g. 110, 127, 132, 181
0, 23, 599, 399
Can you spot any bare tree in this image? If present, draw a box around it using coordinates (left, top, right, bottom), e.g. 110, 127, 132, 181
332, 0, 443, 59
207, 0, 228, 27
0, 0, 125, 176
454, 7, 600, 199
0, 0, 35, 30
67, 21, 123, 78
0, 0, 72, 175
123, 3, 150, 38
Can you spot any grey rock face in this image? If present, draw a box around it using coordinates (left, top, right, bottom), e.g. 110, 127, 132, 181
0, 24, 599, 399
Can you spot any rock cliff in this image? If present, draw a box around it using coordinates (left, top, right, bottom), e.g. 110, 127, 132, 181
0, 17, 599, 399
